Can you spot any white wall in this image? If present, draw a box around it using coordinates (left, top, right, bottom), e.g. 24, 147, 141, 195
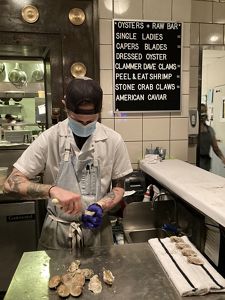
98, 0, 225, 168
98, 0, 190, 169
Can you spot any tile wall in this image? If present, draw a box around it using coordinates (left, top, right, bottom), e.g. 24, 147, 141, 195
98, 0, 225, 169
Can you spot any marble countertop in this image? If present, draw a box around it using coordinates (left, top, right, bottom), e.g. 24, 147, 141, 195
140, 159, 225, 227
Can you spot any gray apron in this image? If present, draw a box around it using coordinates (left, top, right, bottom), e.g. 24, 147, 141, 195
38, 135, 113, 250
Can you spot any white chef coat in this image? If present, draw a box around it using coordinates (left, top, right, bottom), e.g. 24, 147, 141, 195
14, 119, 133, 198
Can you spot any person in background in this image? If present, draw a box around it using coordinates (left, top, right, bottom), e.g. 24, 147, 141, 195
4, 77, 133, 250
199, 103, 225, 171
5, 114, 16, 130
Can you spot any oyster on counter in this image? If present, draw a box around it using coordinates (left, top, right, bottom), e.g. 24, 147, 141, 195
48, 260, 114, 297
61, 272, 74, 287
67, 260, 81, 273
103, 267, 115, 285
88, 275, 102, 294
48, 275, 61, 289
181, 248, 197, 257
57, 284, 70, 298
70, 285, 83, 297
187, 256, 204, 265
72, 273, 85, 287
175, 242, 191, 250
79, 268, 94, 280
170, 236, 184, 243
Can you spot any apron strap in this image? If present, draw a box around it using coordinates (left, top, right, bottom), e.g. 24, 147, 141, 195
48, 215, 84, 249
69, 222, 84, 249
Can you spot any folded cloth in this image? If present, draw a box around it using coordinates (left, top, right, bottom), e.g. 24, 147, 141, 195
144, 154, 160, 164
148, 236, 225, 296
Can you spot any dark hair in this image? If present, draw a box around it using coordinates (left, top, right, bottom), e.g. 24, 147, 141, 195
5, 114, 15, 121
65, 78, 103, 114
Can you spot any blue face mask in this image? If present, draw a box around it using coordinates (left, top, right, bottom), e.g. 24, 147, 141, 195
68, 118, 97, 137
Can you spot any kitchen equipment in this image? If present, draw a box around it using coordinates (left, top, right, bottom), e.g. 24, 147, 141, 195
156, 147, 166, 160
12, 97, 22, 102
0, 200, 39, 291
0, 98, 10, 105
124, 170, 146, 203
8, 63, 27, 88
145, 146, 166, 160
4, 130, 32, 143
32, 69, 44, 81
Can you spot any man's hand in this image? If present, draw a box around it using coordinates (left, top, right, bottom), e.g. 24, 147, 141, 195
81, 203, 103, 229
49, 186, 82, 215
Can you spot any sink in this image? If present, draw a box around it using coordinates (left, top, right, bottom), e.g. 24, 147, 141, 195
125, 228, 168, 243
122, 201, 177, 243
122, 201, 176, 231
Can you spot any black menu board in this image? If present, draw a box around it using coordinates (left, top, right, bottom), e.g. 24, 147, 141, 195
113, 20, 182, 112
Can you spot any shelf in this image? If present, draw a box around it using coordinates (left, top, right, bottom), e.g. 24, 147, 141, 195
0, 105, 22, 115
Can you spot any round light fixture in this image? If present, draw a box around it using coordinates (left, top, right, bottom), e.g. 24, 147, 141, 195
70, 62, 87, 78
68, 8, 85, 25
21, 5, 39, 24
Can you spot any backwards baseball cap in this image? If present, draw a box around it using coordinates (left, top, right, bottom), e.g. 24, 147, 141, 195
65, 77, 103, 115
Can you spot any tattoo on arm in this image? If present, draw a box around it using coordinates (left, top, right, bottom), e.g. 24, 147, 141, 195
112, 176, 126, 188
7, 171, 47, 198
103, 190, 116, 200
27, 183, 47, 198
7, 173, 27, 193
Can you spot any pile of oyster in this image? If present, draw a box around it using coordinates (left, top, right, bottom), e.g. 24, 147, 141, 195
170, 236, 204, 265
48, 260, 115, 298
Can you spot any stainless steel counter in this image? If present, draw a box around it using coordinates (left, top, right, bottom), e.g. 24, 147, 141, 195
0, 143, 28, 169
0, 192, 47, 203
4, 244, 225, 300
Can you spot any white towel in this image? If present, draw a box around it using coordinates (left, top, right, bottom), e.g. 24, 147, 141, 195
144, 154, 160, 164
148, 236, 225, 296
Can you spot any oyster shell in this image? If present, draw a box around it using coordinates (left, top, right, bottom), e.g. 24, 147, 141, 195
67, 260, 80, 273
61, 272, 74, 287
103, 268, 115, 285
72, 273, 85, 287
79, 268, 94, 280
181, 248, 197, 257
57, 284, 70, 298
187, 256, 204, 265
88, 275, 102, 294
70, 285, 83, 297
175, 242, 191, 250
170, 236, 184, 243
48, 275, 61, 289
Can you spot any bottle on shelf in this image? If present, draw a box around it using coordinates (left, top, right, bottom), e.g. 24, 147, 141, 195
143, 185, 151, 202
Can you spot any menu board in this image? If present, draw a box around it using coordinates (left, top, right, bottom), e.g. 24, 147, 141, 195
113, 20, 182, 113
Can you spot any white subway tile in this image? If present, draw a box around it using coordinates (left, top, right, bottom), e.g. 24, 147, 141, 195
115, 118, 142, 141
143, 118, 170, 140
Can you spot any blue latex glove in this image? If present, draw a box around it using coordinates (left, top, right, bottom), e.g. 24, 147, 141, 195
162, 224, 179, 234
82, 203, 103, 229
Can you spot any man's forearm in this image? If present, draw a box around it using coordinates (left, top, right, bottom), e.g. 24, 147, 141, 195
97, 187, 124, 211
4, 168, 51, 199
